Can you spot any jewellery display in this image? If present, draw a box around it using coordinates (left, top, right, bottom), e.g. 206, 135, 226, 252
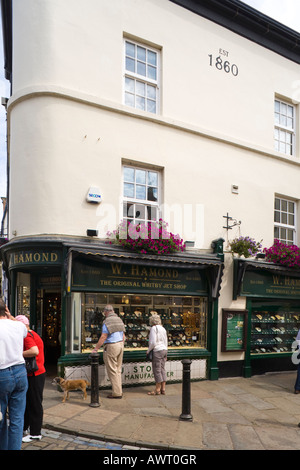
80, 293, 208, 353
251, 307, 300, 355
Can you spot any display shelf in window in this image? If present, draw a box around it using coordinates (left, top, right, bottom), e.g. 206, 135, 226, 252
78, 293, 208, 353
250, 307, 300, 355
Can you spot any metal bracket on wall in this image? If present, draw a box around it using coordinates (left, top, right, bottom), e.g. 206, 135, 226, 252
223, 213, 241, 231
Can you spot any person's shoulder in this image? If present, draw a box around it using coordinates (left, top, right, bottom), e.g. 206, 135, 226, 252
13, 320, 28, 337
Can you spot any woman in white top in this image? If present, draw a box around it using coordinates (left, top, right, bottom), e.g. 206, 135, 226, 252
147, 313, 168, 395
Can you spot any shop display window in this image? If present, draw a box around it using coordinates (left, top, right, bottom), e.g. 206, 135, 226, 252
251, 301, 300, 355
75, 293, 207, 353
16, 273, 31, 316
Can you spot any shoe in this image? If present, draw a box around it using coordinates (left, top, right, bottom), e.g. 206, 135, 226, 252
295, 390, 300, 394
22, 435, 42, 443
107, 394, 122, 399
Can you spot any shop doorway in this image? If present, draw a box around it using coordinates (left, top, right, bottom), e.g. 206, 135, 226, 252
43, 292, 61, 365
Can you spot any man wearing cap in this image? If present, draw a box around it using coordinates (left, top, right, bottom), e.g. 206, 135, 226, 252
15, 315, 46, 443
93, 305, 125, 398
0, 299, 28, 450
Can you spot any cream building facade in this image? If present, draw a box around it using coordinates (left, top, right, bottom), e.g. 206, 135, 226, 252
1, 0, 300, 381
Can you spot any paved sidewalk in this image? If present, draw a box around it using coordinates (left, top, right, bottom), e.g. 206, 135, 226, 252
41, 371, 300, 450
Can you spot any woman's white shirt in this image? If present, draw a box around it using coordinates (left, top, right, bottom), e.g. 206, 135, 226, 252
148, 324, 168, 352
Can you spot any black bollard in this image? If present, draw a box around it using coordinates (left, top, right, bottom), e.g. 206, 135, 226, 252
89, 352, 100, 407
179, 359, 193, 421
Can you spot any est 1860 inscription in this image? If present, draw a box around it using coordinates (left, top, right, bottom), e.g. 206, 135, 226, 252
208, 48, 239, 77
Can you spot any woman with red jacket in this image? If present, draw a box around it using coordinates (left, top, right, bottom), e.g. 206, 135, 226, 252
15, 315, 46, 442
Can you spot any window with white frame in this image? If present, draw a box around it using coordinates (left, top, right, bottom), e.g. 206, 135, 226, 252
123, 165, 160, 225
274, 99, 295, 156
274, 197, 296, 244
124, 39, 159, 114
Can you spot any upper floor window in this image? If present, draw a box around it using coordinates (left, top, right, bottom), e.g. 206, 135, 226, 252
123, 165, 160, 225
274, 99, 295, 156
274, 196, 296, 245
124, 39, 159, 114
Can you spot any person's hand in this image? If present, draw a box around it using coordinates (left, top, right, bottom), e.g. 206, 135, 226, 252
5, 305, 14, 320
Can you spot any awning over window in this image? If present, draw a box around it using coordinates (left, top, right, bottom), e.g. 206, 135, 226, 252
65, 243, 224, 299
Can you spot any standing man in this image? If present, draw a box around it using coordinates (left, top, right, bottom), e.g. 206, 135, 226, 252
0, 300, 28, 450
93, 305, 125, 398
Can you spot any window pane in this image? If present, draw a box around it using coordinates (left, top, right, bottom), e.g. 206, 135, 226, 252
280, 228, 287, 240
288, 202, 295, 213
148, 171, 158, 186
125, 77, 134, 93
147, 100, 156, 113
126, 57, 135, 73
126, 42, 135, 58
137, 61, 146, 76
280, 115, 287, 127
274, 226, 279, 239
147, 84, 156, 100
275, 100, 280, 112
136, 81, 145, 96
282, 200, 287, 212
281, 102, 287, 115
124, 203, 134, 219
280, 130, 286, 142
125, 92, 134, 107
147, 205, 157, 221
135, 204, 146, 220
136, 185, 146, 199
136, 95, 145, 110
136, 169, 146, 184
148, 187, 158, 201
124, 167, 135, 182
282, 212, 287, 224
287, 105, 294, 117
280, 142, 286, 153
287, 229, 294, 242
147, 50, 157, 66
147, 65, 157, 80
137, 46, 146, 62
274, 211, 280, 223
124, 183, 134, 198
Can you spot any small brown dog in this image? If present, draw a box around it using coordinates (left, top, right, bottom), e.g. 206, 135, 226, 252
52, 377, 90, 403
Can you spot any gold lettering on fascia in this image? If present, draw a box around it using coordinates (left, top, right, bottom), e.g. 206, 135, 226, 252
11, 252, 59, 265
110, 263, 179, 280
272, 275, 300, 288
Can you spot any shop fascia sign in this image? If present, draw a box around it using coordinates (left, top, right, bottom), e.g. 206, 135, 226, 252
241, 270, 300, 298
8, 249, 62, 269
72, 259, 207, 295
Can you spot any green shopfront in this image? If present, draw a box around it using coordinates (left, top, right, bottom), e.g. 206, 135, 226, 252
0, 237, 224, 386
234, 258, 300, 378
